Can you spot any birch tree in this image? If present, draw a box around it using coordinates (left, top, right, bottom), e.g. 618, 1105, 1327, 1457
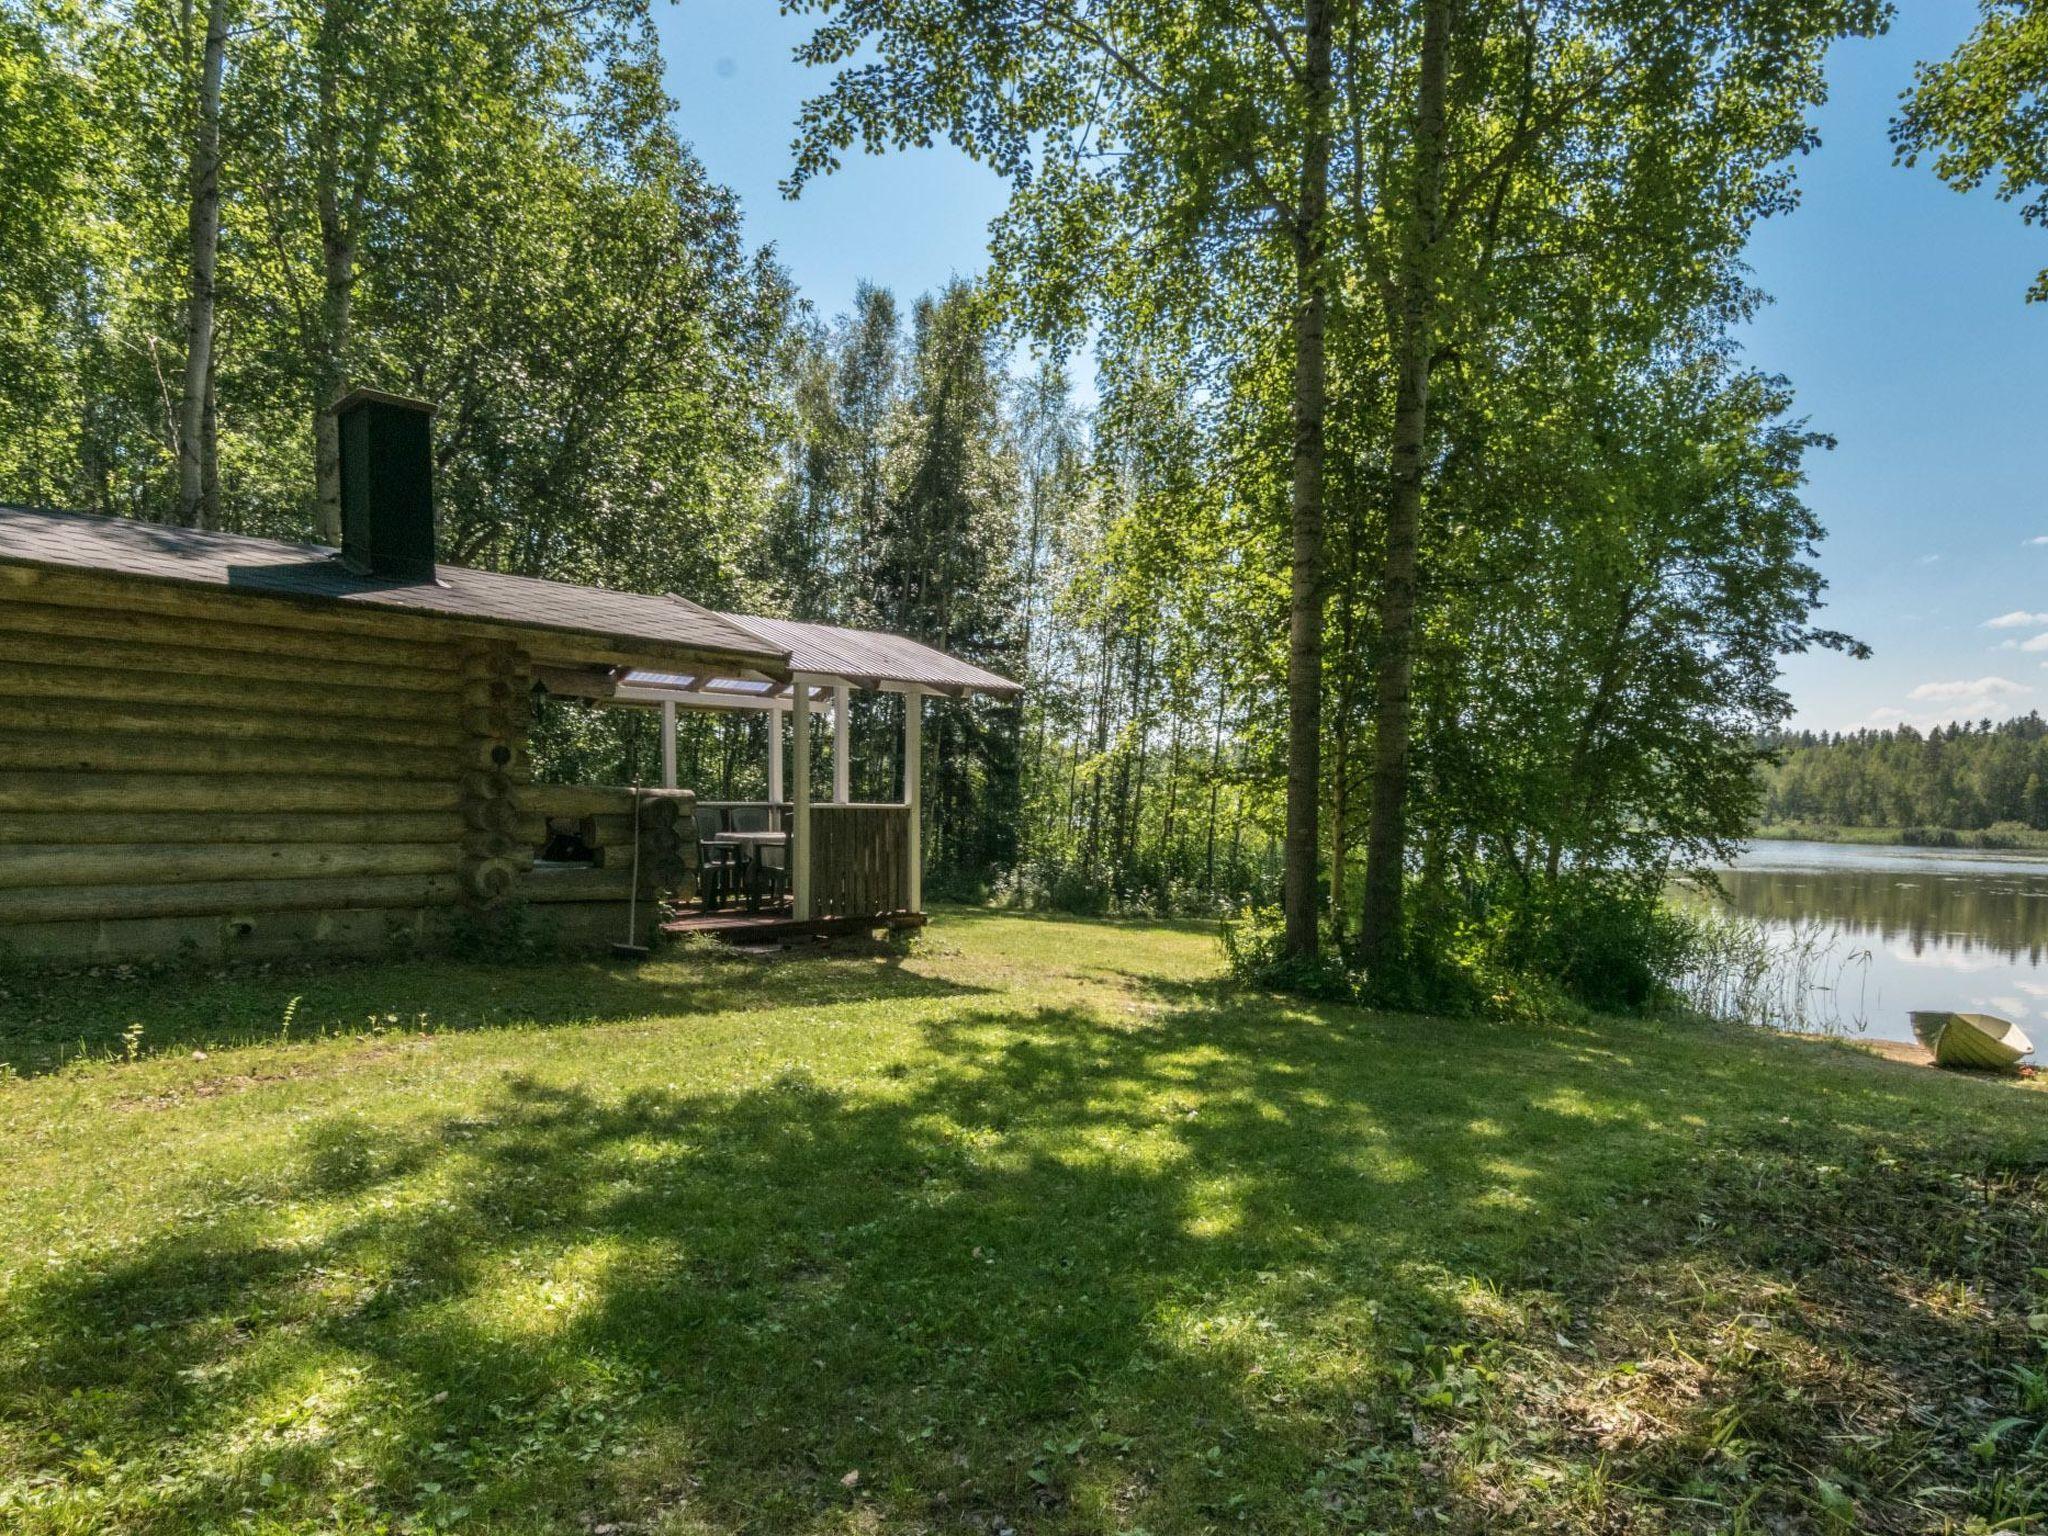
177, 0, 230, 527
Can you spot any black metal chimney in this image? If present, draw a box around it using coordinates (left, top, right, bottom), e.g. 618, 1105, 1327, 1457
335, 387, 438, 580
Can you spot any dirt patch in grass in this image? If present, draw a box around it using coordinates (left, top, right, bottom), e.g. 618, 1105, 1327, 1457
1402, 1139, 2048, 1533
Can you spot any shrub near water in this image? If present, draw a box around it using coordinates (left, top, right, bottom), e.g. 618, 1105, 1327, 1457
1223, 873, 1693, 1017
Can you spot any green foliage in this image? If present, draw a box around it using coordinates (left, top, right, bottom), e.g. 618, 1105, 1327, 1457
1760, 713, 2048, 832
0, 0, 787, 569
1485, 876, 1696, 1015
1219, 904, 1355, 1000
1227, 873, 1696, 1019
1897, 0, 2048, 303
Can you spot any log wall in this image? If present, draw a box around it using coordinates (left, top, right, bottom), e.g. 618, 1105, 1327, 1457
0, 568, 690, 964
0, 572, 514, 963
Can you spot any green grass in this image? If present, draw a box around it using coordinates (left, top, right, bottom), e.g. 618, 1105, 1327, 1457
2, 910, 2045, 1534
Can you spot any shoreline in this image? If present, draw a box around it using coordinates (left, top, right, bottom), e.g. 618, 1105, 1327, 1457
1751, 822, 2048, 853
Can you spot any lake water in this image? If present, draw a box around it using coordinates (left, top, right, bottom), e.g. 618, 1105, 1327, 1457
1685, 839, 2048, 1058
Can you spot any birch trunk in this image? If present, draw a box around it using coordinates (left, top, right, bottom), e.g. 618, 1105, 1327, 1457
312, 191, 354, 544
1358, 0, 1451, 972
177, 0, 229, 529
1281, 0, 1334, 960
307, 11, 385, 545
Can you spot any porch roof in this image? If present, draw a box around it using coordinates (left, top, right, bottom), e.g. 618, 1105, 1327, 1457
708, 612, 1022, 700
613, 611, 1019, 704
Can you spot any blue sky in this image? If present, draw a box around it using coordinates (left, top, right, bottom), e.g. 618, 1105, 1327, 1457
660, 1, 2048, 735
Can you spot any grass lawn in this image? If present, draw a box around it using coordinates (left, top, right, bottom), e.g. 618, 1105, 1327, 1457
2, 911, 2045, 1534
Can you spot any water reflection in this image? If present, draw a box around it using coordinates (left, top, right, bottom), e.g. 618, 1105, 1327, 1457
1685, 841, 2048, 1054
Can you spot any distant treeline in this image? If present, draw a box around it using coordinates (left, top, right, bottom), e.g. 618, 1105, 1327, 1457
1761, 715, 2048, 833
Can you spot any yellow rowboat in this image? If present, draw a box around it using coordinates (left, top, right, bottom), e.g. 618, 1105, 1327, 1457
1909, 1011, 2035, 1071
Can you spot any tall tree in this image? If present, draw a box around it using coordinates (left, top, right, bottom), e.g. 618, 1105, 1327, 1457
1356, 0, 1449, 968
1343, 0, 1885, 970
837, 282, 903, 617
783, 0, 1344, 957
0, 0, 93, 506
178, 0, 231, 527
872, 283, 1024, 874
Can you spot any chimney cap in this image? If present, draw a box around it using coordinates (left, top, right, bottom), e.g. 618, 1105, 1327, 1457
333, 385, 438, 419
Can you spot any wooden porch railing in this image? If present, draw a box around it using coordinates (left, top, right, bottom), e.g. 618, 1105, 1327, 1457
806, 802, 913, 917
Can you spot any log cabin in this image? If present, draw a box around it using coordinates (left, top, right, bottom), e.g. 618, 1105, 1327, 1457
0, 389, 1018, 966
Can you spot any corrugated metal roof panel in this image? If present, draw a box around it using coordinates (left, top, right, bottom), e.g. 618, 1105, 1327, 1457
712, 612, 1022, 699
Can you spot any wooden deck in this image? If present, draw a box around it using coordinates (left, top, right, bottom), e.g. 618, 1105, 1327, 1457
660, 903, 927, 945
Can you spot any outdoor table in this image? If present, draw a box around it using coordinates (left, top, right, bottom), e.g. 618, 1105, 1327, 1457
703, 830, 789, 912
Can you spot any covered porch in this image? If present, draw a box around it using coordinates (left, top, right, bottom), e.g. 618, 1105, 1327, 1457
536, 611, 1018, 941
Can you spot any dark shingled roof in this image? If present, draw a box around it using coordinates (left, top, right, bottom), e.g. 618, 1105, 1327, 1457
0, 504, 785, 667
711, 612, 1022, 699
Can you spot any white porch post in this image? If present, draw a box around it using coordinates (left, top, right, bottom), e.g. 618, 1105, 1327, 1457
903, 688, 922, 913
833, 684, 851, 803
660, 699, 677, 790
766, 705, 784, 804
791, 676, 812, 919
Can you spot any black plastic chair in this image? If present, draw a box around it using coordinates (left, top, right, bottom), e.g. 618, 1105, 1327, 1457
694, 804, 738, 910
728, 804, 788, 907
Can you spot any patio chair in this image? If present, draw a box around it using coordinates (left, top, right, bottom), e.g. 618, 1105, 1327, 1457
694, 804, 738, 910
727, 803, 789, 907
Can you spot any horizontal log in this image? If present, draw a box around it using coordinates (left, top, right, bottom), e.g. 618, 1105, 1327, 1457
0, 841, 459, 890
521, 857, 688, 902
6, 661, 458, 724
533, 664, 618, 700
0, 564, 491, 649
525, 785, 639, 819
0, 772, 462, 815
0, 631, 459, 696
0, 907, 449, 965
521, 864, 640, 903
520, 784, 696, 820
0, 811, 463, 845
0, 872, 461, 925
527, 900, 654, 950
461, 645, 527, 679
0, 695, 469, 752
0, 733, 466, 781
0, 595, 472, 674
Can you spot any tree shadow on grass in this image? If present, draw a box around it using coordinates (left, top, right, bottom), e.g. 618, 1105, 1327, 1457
0, 942, 990, 1076
3, 987, 2044, 1533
